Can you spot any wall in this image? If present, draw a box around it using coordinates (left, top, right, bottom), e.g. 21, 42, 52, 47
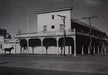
37, 10, 71, 32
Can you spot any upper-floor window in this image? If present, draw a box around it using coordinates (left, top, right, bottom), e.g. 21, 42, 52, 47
43, 25, 47, 31
51, 25, 55, 29
52, 15, 54, 19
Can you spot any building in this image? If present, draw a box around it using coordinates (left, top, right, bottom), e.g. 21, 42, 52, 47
0, 29, 14, 54
15, 8, 108, 56
0, 29, 7, 51
0, 29, 7, 38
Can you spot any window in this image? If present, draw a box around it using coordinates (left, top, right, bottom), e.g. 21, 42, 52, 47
52, 15, 54, 19
43, 26, 47, 31
60, 24, 64, 31
51, 25, 55, 29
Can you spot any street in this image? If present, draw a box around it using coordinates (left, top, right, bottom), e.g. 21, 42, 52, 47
0, 54, 108, 75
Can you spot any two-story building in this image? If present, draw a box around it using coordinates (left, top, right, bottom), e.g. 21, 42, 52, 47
15, 8, 108, 56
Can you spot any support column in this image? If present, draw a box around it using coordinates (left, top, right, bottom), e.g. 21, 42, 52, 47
46, 48, 48, 54
93, 45, 95, 54
88, 45, 90, 54
72, 28, 77, 56
56, 38, 59, 55
97, 45, 100, 54
15, 39, 17, 54
32, 47, 34, 54
26, 38, 29, 54
101, 43, 104, 54
74, 36, 77, 56
104, 46, 107, 54
23, 48, 24, 53
41, 38, 43, 55
103, 43, 107, 54
106, 45, 108, 54
82, 45, 84, 55
101, 45, 103, 54
105, 45, 107, 54
70, 46, 72, 55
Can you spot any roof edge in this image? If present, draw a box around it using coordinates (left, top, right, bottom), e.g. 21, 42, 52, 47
36, 7, 73, 14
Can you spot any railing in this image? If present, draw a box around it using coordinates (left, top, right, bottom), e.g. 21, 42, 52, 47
76, 31, 107, 41
15, 29, 75, 38
15, 29, 108, 41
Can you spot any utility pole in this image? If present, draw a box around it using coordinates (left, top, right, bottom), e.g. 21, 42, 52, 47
57, 15, 66, 56
81, 16, 98, 55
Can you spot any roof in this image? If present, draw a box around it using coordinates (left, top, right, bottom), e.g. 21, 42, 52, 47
72, 18, 103, 33
36, 7, 73, 14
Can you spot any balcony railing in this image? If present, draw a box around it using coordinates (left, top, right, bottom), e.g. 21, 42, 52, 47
15, 29, 75, 38
15, 29, 108, 41
76, 31, 107, 41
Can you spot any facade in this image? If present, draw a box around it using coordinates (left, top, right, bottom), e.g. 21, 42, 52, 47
37, 9, 71, 32
15, 8, 108, 56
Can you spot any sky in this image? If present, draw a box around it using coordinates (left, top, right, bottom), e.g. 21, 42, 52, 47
0, 0, 108, 37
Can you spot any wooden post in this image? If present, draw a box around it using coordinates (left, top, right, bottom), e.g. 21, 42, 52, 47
93, 46, 95, 54
57, 38, 59, 55
74, 29, 76, 56
98, 45, 100, 54
82, 45, 84, 55
88, 45, 90, 54
41, 38, 43, 55
26, 38, 29, 54
15, 40, 17, 54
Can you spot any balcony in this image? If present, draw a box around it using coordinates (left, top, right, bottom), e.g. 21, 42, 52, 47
76, 31, 107, 41
15, 29, 75, 38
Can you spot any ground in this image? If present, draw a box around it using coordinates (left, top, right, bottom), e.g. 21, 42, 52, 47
0, 54, 108, 75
